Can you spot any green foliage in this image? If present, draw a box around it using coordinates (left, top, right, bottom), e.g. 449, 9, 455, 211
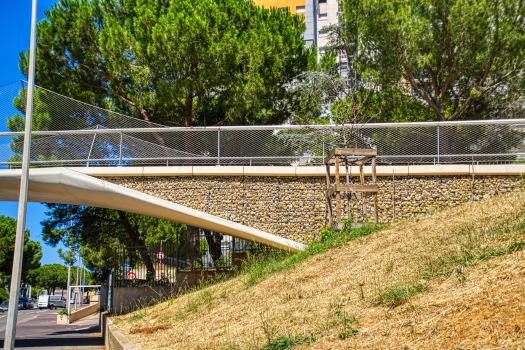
0, 216, 42, 286
21, 0, 313, 127
339, 312, 359, 339
0, 288, 9, 303
58, 308, 69, 316
378, 284, 428, 307
199, 239, 208, 255
27, 264, 68, 295
260, 335, 312, 350
338, 0, 525, 121
41, 204, 186, 281
242, 223, 386, 288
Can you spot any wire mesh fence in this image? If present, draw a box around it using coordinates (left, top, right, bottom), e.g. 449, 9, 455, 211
1, 80, 525, 168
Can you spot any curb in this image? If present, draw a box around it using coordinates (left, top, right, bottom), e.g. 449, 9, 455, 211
103, 313, 142, 350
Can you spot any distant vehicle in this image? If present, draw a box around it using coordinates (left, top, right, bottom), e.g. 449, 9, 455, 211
83, 298, 89, 304
17, 301, 23, 310
37, 295, 66, 309
94, 291, 101, 296
0, 301, 8, 312
19, 297, 29, 309
69, 298, 76, 304
26, 299, 34, 309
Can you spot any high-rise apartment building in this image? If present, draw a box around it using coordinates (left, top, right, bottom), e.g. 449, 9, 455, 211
303, 0, 339, 49
253, 0, 344, 68
252, 0, 306, 15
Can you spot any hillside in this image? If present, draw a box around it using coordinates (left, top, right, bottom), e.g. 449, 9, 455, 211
114, 189, 525, 349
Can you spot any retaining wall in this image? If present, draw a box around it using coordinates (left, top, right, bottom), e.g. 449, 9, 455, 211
72, 165, 525, 243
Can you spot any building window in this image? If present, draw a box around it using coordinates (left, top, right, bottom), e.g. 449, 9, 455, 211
278, 7, 288, 13
319, 30, 327, 37
319, 13, 327, 20
319, 0, 327, 3
296, 6, 305, 14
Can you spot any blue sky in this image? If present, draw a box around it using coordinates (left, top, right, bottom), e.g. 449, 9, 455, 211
0, 0, 66, 265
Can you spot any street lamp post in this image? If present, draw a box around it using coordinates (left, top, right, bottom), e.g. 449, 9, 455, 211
4, 0, 38, 348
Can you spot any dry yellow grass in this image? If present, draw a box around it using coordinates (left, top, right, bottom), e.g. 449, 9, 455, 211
114, 190, 525, 349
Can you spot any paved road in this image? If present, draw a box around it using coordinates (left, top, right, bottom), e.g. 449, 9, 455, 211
0, 308, 104, 349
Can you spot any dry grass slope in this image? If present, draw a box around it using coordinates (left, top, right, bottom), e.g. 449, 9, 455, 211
114, 190, 525, 349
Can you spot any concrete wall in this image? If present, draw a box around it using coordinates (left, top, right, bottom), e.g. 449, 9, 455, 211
104, 316, 142, 350
89, 165, 525, 243
112, 270, 233, 315
69, 302, 100, 323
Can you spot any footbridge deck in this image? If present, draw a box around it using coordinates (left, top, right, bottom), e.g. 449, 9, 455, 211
0, 168, 305, 252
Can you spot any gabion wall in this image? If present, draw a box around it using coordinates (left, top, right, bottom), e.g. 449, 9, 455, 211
105, 175, 524, 243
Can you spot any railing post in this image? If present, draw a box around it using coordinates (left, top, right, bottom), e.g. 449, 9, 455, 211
217, 129, 220, 165
119, 132, 123, 166
437, 125, 440, 164
322, 129, 325, 160
86, 125, 98, 167
107, 268, 113, 314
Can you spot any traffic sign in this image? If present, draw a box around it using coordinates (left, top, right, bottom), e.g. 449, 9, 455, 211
127, 272, 136, 280
74, 287, 80, 292
157, 252, 165, 260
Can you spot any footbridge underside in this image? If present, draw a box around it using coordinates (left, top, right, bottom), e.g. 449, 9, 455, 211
0, 168, 305, 252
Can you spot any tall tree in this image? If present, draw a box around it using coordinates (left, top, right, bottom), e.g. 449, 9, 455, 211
338, 0, 525, 121
20, 0, 313, 126
26, 264, 68, 296
0, 216, 43, 288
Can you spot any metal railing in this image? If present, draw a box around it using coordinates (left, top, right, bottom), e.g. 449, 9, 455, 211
114, 233, 256, 288
1, 80, 525, 168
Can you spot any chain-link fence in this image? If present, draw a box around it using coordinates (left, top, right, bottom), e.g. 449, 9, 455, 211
1, 80, 524, 168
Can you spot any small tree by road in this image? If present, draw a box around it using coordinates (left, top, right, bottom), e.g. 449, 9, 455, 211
27, 264, 68, 296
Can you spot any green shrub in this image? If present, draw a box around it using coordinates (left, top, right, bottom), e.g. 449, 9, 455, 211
0, 288, 9, 303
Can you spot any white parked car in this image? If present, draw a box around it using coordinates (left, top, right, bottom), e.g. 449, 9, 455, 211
37, 295, 66, 309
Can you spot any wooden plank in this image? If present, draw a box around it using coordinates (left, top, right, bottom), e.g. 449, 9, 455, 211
372, 157, 377, 184
325, 148, 377, 164
325, 164, 331, 188
356, 156, 375, 166
327, 197, 333, 225
324, 148, 336, 164
334, 148, 377, 156
363, 195, 368, 222
335, 155, 341, 224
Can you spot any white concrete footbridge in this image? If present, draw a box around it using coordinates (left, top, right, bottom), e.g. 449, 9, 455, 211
0, 168, 305, 252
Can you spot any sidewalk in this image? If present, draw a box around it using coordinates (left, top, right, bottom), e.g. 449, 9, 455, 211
0, 311, 103, 349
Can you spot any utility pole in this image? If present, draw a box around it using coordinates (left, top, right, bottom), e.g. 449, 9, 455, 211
4, 0, 38, 348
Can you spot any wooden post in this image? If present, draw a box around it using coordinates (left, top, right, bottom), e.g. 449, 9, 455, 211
345, 158, 351, 220
325, 164, 332, 225
359, 164, 367, 222
372, 157, 378, 223
335, 156, 341, 224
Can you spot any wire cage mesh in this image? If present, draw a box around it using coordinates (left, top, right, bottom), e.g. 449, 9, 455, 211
1, 80, 525, 168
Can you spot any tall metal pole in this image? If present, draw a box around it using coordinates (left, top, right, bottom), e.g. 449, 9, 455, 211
67, 259, 71, 324
4, 0, 38, 348
75, 257, 80, 311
